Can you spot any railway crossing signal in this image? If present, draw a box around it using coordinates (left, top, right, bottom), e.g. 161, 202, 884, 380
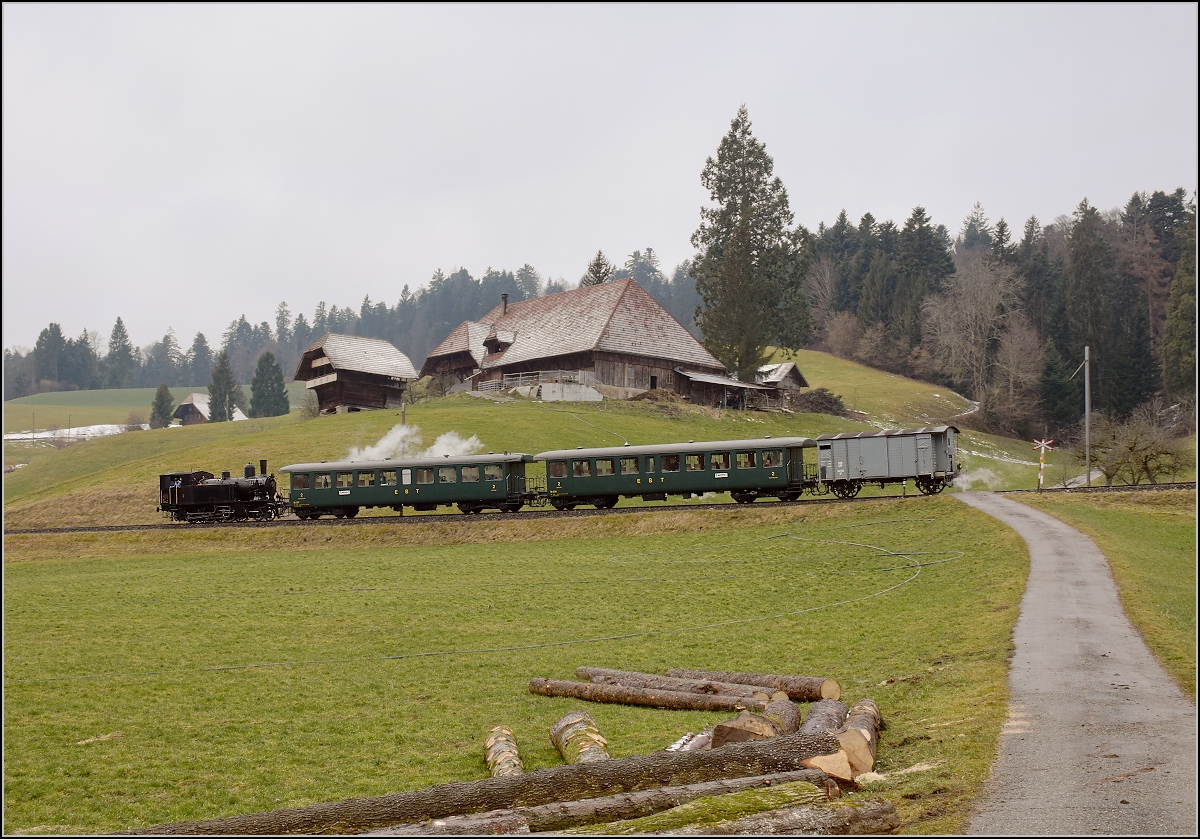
1033, 439, 1055, 491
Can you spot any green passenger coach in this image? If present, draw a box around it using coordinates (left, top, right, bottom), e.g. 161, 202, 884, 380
534, 436, 817, 509
278, 453, 534, 518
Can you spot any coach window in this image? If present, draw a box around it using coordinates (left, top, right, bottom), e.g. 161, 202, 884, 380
595, 458, 615, 476
662, 454, 680, 472
762, 449, 783, 468
461, 465, 480, 483
290, 473, 310, 490
336, 471, 353, 488
736, 450, 757, 469
711, 452, 730, 470
548, 461, 568, 479
572, 460, 591, 478
439, 466, 457, 483
381, 469, 398, 486
415, 468, 434, 485
484, 463, 504, 481
358, 471, 375, 487
646, 456, 656, 473
315, 473, 332, 489
685, 453, 704, 471
620, 457, 639, 475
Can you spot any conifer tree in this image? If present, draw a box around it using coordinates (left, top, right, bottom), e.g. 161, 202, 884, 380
105, 317, 137, 389
207, 351, 242, 422
249, 352, 290, 418
149, 383, 175, 428
1162, 210, 1197, 397
691, 105, 807, 380
581, 251, 615, 286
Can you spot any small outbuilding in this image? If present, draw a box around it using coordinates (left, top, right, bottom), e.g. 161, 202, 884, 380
294, 333, 419, 414
172, 393, 249, 425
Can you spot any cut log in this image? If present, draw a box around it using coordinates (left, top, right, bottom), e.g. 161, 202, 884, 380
659, 799, 901, 835
711, 711, 780, 748
762, 699, 801, 735
363, 770, 839, 835
120, 731, 843, 835
529, 678, 769, 713
549, 711, 610, 764
666, 730, 713, 752
831, 699, 881, 777
797, 699, 849, 736
666, 668, 841, 702
483, 726, 524, 778
577, 667, 787, 701
800, 750, 855, 782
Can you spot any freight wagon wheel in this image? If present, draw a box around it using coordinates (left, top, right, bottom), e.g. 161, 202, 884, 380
831, 481, 861, 499
916, 478, 945, 496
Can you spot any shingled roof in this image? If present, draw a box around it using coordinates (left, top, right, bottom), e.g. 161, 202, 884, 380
421, 279, 724, 375
295, 333, 419, 382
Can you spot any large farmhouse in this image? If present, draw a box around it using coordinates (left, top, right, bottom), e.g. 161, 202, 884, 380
294, 333, 419, 413
420, 280, 728, 399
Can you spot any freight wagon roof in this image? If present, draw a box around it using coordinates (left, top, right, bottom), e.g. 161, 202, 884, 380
279, 452, 534, 472
816, 425, 958, 440
535, 436, 815, 460
422, 279, 725, 374
297, 333, 419, 380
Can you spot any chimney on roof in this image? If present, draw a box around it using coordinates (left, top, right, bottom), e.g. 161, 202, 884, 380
501, 293, 508, 315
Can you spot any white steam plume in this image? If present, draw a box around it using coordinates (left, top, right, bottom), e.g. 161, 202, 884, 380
346, 425, 484, 461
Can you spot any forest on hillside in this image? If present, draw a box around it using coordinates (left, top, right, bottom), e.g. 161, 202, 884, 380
4, 106, 1195, 450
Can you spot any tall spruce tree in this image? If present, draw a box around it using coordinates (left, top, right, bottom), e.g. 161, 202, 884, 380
149, 383, 175, 428
691, 105, 805, 380
105, 317, 137, 389
249, 352, 290, 418
581, 251, 615, 286
1162, 209, 1197, 397
207, 351, 242, 422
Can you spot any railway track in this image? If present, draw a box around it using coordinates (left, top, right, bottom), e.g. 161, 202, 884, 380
4, 492, 914, 536
6, 482, 1192, 537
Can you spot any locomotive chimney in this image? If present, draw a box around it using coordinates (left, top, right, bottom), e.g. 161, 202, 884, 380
501, 293, 508, 315
260, 459, 268, 476
244, 462, 255, 478
222, 470, 231, 480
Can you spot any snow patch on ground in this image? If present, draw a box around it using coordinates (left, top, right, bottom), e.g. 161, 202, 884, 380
3, 423, 150, 443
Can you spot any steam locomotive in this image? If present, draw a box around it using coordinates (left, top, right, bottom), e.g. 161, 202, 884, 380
157, 459, 282, 523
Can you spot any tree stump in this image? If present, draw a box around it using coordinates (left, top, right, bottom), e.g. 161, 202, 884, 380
549, 711, 610, 764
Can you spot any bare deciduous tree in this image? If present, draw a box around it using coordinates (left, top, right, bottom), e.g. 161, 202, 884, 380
804, 255, 839, 341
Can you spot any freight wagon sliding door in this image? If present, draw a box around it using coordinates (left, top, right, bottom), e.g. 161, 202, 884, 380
887, 436, 918, 479
915, 434, 933, 475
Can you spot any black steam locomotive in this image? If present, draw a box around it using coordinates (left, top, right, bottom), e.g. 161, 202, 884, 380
157, 459, 282, 523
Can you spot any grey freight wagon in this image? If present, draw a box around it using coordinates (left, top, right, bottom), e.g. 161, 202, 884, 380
815, 426, 959, 497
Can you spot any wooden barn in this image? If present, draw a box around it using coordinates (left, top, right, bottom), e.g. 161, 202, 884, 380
172, 393, 249, 425
294, 333, 419, 414
420, 280, 728, 399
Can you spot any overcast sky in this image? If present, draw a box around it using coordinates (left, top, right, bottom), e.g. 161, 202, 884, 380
3, 3, 1197, 354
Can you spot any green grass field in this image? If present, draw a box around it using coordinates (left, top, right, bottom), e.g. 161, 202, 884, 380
1012, 490, 1197, 700
4, 352, 1195, 834
4, 499, 1026, 834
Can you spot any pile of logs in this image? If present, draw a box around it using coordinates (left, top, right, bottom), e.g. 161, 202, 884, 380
527, 666, 880, 785
124, 665, 893, 836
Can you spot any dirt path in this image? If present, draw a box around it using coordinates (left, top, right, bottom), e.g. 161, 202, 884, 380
955, 492, 1196, 835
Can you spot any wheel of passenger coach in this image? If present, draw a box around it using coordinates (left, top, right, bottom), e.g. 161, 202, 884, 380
778, 491, 801, 503
731, 491, 756, 504
500, 501, 523, 513
333, 510, 346, 519
594, 497, 618, 509
551, 499, 577, 511
345, 507, 359, 518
